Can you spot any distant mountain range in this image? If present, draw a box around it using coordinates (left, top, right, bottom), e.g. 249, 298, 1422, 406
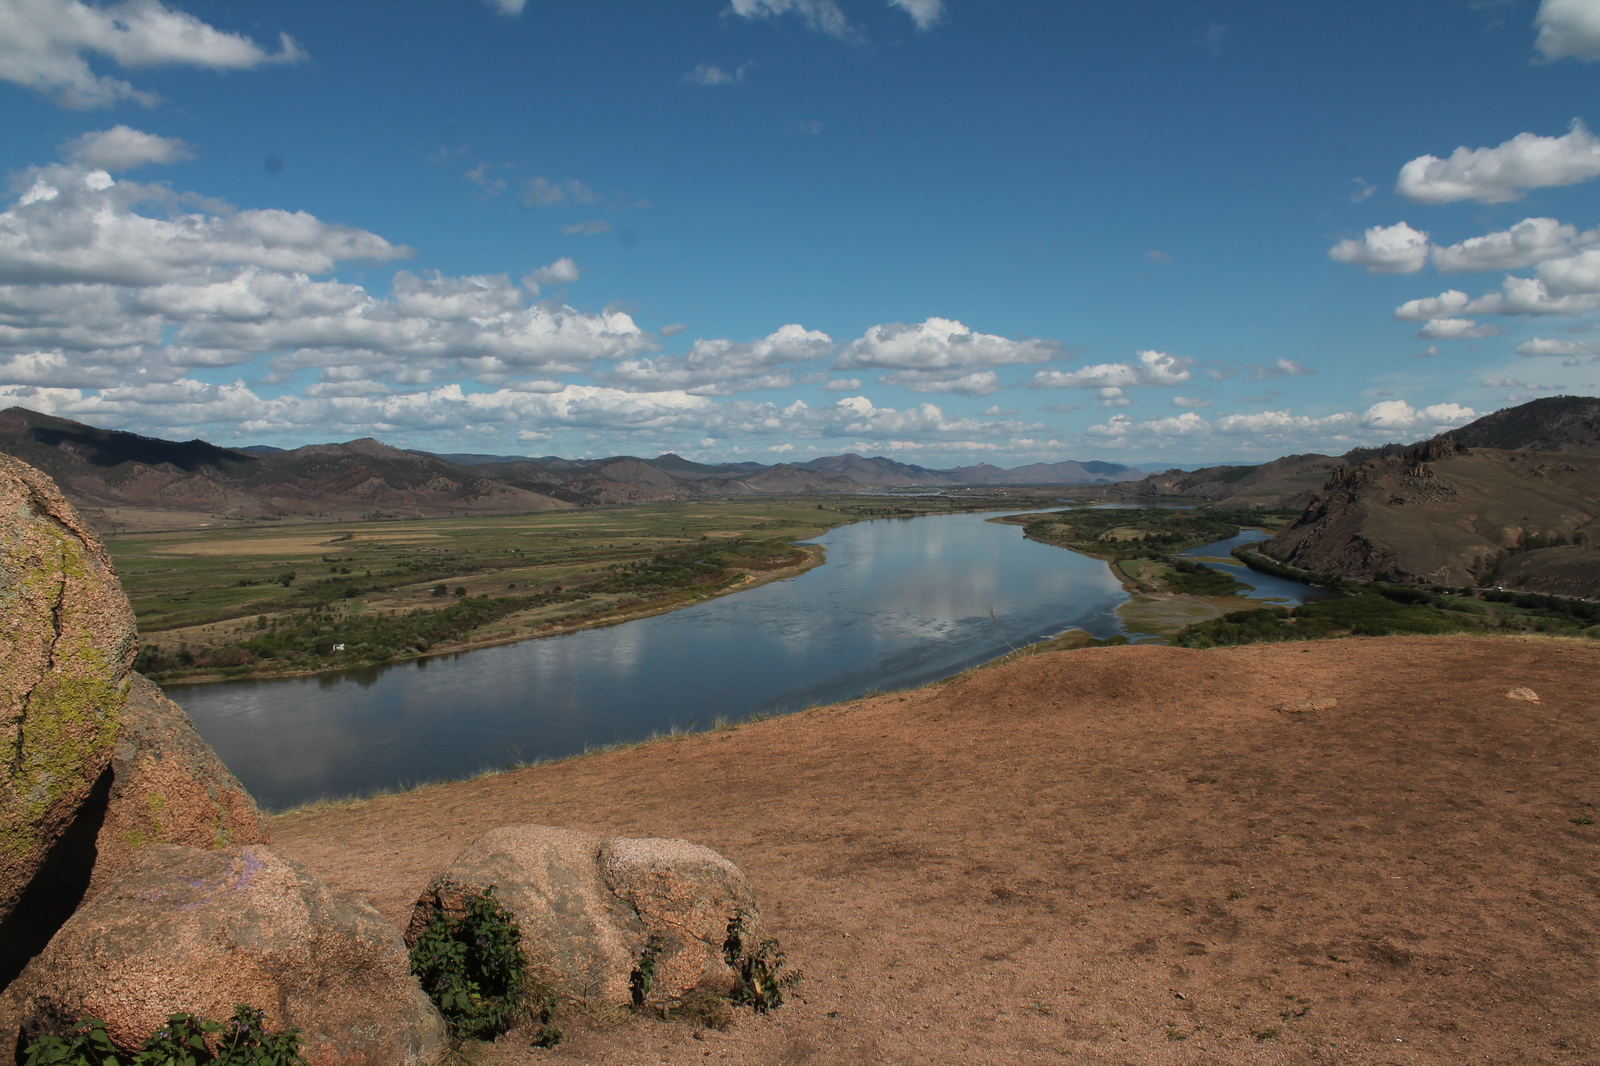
0, 406, 1144, 530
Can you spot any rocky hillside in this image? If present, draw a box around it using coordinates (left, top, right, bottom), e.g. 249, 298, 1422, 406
1263, 397, 1600, 596
1104, 449, 1415, 510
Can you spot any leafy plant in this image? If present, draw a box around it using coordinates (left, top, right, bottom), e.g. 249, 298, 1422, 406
408, 886, 556, 1045
22, 1008, 306, 1066
630, 934, 665, 1008
722, 909, 801, 1014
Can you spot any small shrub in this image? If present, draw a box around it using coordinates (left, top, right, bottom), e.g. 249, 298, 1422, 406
408, 887, 556, 1045
22, 1007, 306, 1066
722, 910, 801, 1014
668, 990, 733, 1031
630, 935, 665, 1008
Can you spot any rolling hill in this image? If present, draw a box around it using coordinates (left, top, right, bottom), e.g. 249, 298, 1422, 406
1261, 396, 1600, 597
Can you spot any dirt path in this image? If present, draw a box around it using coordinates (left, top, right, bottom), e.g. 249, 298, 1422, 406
272, 636, 1600, 1065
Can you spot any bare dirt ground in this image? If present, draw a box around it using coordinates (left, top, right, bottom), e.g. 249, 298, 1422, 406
271, 635, 1600, 1066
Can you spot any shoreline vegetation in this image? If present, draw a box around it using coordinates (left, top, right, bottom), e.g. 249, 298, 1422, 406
115, 492, 1069, 686
1004, 504, 1600, 648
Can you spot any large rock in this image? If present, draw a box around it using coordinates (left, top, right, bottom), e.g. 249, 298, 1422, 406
407, 825, 760, 1008
0, 844, 448, 1066
0, 455, 136, 922
88, 674, 268, 895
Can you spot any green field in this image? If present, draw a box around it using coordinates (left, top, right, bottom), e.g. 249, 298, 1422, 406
109, 493, 1061, 683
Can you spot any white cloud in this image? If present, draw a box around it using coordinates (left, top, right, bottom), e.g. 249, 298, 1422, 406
1393, 289, 1471, 321
1086, 401, 1478, 453
1147, 249, 1173, 263
1482, 377, 1564, 389
658, 323, 687, 337
1464, 275, 1600, 316
0, 0, 304, 109
1030, 349, 1191, 389
1171, 396, 1213, 408
685, 62, 750, 85
835, 317, 1063, 394
878, 369, 1002, 396
726, 0, 858, 40
603, 324, 833, 395
1413, 317, 1503, 340
1535, 0, 1600, 60
485, 0, 527, 15
1328, 221, 1429, 273
1515, 336, 1600, 358
1396, 120, 1600, 204
888, 0, 945, 30
522, 257, 579, 293
821, 378, 860, 391
1, 381, 1047, 452
0, 163, 653, 390
560, 219, 610, 236
1431, 216, 1600, 273
1350, 178, 1376, 203
59, 125, 192, 170
521, 178, 601, 208
1244, 357, 1314, 381
1432, 318, 1501, 340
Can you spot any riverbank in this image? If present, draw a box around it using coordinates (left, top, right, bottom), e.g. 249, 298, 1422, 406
124, 495, 1069, 687
988, 511, 1305, 640
271, 635, 1600, 1064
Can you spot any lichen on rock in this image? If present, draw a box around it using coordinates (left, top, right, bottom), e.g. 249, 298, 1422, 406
0, 454, 137, 922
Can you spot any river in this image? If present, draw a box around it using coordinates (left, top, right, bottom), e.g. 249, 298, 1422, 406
168, 509, 1322, 810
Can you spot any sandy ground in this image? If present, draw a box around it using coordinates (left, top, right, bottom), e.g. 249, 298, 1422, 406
271, 635, 1600, 1066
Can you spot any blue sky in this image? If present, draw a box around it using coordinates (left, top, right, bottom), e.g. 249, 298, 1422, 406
2, 0, 1599, 467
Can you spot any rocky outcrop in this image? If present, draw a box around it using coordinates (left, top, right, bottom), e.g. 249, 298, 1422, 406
0, 844, 449, 1066
408, 825, 760, 1008
0, 455, 137, 923
600, 836, 760, 1003
88, 674, 268, 896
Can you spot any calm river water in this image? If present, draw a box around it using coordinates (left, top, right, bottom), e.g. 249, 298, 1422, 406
168, 510, 1320, 810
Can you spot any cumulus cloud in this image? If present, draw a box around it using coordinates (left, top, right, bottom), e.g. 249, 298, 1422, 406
1030, 349, 1192, 389
0, 381, 1046, 453
0, 0, 305, 109
1535, 0, 1600, 60
821, 378, 860, 391
1171, 396, 1213, 408
522, 257, 579, 293
1328, 221, 1430, 273
1414, 318, 1504, 340
0, 163, 653, 391
1086, 401, 1478, 452
888, 0, 946, 30
1393, 290, 1471, 321
60, 125, 192, 170
685, 62, 750, 85
835, 317, 1063, 391
602, 323, 832, 395
1516, 336, 1600, 358
485, 0, 527, 15
1431, 216, 1600, 273
726, 0, 857, 40
878, 369, 1003, 396
1396, 120, 1600, 204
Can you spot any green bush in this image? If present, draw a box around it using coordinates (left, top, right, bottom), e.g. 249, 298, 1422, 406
22, 1007, 306, 1066
722, 910, 801, 1014
408, 887, 557, 1046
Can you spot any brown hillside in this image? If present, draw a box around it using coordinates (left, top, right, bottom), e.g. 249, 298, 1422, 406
273, 636, 1600, 1065
1266, 438, 1600, 594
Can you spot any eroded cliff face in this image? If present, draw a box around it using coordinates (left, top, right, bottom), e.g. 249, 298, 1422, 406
1264, 438, 1600, 594
0, 455, 137, 921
